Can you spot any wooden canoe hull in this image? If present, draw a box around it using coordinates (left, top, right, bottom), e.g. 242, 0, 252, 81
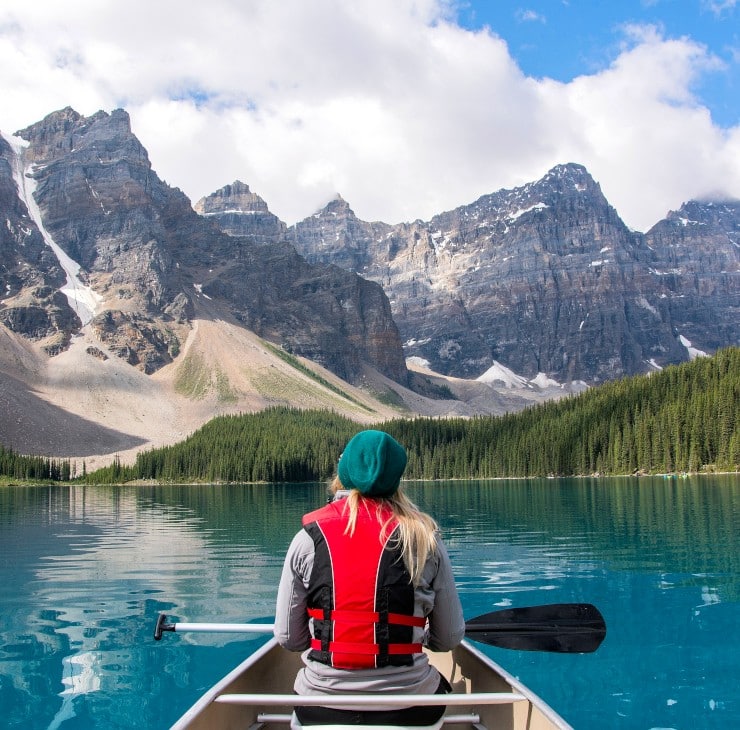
171, 638, 572, 730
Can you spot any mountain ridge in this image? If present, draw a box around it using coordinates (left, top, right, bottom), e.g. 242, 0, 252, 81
278, 163, 738, 382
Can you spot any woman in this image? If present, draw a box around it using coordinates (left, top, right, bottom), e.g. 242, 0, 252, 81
274, 429, 465, 727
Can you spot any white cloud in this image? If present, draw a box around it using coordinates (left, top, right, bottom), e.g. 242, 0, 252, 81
0, 0, 738, 231
703, 0, 738, 16
535, 24, 740, 227
516, 9, 547, 23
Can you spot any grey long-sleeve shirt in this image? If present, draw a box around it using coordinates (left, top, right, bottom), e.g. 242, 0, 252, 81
274, 527, 465, 700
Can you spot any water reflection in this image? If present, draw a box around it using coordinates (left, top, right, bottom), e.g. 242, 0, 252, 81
47, 652, 100, 730
0, 477, 737, 729
410, 477, 739, 600
0, 484, 298, 728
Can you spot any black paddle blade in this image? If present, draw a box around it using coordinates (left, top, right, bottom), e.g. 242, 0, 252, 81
464, 602, 606, 653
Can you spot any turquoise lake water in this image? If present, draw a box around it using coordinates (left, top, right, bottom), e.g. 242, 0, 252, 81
0, 476, 737, 729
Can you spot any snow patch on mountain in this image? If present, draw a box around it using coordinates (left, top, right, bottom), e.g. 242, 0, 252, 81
530, 372, 562, 389
201, 208, 259, 216
477, 363, 568, 391
679, 335, 707, 360
2, 132, 102, 325
476, 360, 530, 388
507, 202, 548, 222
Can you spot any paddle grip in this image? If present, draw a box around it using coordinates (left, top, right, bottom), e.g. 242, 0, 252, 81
154, 613, 176, 641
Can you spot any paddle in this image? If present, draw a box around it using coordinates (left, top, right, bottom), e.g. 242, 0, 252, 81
155, 602, 605, 654
464, 602, 606, 653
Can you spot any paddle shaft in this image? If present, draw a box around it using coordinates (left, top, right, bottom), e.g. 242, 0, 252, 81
154, 614, 272, 639
164, 622, 274, 634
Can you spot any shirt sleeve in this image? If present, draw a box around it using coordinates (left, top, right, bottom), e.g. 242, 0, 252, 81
425, 538, 466, 651
273, 529, 315, 651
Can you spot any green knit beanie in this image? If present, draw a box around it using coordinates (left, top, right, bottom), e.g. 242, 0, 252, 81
337, 430, 408, 497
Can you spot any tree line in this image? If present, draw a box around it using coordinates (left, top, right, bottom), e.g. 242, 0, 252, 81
0, 448, 79, 482
390, 345, 738, 478
2, 347, 737, 484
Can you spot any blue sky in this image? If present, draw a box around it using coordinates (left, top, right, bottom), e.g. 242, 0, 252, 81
458, 0, 739, 126
1, 0, 738, 232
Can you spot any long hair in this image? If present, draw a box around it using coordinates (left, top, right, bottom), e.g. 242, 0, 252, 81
329, 476, 439, 587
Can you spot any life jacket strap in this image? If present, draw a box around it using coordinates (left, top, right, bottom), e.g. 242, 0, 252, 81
307, 607, 426, 628
310, 639, 423, 655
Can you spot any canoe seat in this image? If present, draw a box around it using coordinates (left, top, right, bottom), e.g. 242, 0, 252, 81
256, 713, 484, 729
292, 720, 444, 730
217, 691, 524, 729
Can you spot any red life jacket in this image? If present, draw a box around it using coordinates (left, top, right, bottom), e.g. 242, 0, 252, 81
302, 499, 425, 669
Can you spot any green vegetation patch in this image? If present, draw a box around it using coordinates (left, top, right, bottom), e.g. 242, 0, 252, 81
408, 372, 457, 400
174, 350, 211, 399
215, 367, 238, 404
263, 343, 372, 412
371, 387, 410, 411
127, 408, 362, 484
0, 446, 76, 482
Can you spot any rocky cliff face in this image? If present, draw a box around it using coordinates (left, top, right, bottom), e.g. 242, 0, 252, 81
6, 107, 192, 372
643, 200, 739, 356
0, 134, 79, 354
1, 108, 408, 384
285, 165, 738, 383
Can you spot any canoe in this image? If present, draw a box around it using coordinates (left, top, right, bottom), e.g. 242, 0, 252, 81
170, 637, 572, 730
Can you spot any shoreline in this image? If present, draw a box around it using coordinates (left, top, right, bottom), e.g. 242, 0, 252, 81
3, 470, 738, 488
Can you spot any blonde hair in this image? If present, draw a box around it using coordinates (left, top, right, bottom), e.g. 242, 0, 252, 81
329, 476, 439, 587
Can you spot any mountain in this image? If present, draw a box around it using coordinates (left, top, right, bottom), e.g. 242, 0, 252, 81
0, 132, 77, 353
0, 108, 428, 464
278, 164, 739, 383
1, 107, 408, 385
643, 199, 739, 357
194, 180, 287, 242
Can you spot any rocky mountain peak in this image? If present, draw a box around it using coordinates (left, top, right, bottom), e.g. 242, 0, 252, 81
662, 198, 740, 233
194, 180, 270, 215
643, 199, 739, 355
319, 194, 353, 216
541, 162, 597, 190
193, 179, 286, 241
16, 107, 143, 167
287, 193, 391, 275
14, 106, 82, 162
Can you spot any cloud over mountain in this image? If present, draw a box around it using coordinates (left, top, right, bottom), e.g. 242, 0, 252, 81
0, 0, 738, 233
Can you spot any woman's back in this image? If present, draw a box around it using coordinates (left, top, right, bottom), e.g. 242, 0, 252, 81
273, 430, 465, 726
